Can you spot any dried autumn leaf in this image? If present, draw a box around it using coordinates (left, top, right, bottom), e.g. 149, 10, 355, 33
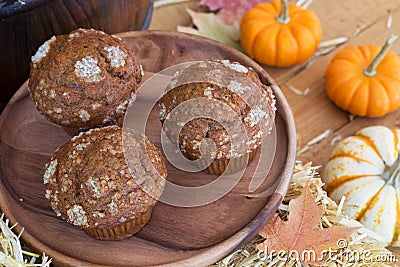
258, 184, 358, 265
199, 0, 271, 25
199, 0, 227, 11
179, 0, 272, 50
177, 9, 242, 51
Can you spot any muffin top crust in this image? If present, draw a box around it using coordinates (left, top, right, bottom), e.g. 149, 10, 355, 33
159, 60, 276, 161
28, 28, 143, 132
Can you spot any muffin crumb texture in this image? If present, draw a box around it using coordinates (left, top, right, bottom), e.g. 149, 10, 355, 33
31, 36, 56, 67
74, 56, 104, 83
43, 159, 57, 184
67, 205, 88, 226
79, 109, 91, 121
219, 59, 249, 73
103, 46, 127, 68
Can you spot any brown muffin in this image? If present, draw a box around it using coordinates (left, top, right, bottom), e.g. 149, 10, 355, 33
28, 28, 143, 135
159, 60, 276, 175
43, 125, 166, 240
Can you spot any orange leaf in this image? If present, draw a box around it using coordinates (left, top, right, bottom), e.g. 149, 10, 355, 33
258, 184, 358, 265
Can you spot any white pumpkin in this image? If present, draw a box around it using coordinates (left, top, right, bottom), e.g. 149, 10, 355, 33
323, 125, 400, 246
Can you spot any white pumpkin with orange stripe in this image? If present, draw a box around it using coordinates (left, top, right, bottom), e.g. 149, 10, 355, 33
323, 125, 400, 246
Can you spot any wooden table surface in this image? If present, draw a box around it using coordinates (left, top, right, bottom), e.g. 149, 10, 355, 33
150, 0, 400, 257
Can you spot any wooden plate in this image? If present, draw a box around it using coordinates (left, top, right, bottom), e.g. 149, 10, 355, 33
0, 31, 296, 266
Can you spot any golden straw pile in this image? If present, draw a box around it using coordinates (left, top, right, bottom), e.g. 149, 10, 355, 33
0, 214, 51, 267
212, 162, 397, 267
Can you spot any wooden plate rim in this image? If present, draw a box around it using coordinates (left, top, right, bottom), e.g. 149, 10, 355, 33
0, 30, 297, 267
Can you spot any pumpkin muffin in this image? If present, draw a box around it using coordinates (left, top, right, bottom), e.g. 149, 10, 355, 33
28, 28, 143, 135
43, 125, 166, 240
159, 60, 276, 175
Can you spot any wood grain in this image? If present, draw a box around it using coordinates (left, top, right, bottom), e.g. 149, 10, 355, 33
0, 31, 296, 266
288, 3, 400, 160
0, 0, 153, 102
263, 0, 400, 83
150, 0, 400, 84
149, 0, 400, 259
150, 0, 201, 30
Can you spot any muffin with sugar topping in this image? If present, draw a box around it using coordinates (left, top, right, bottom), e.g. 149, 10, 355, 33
28, 28, 143, 135
44, 125, 166, 240
159, 60, 276, 175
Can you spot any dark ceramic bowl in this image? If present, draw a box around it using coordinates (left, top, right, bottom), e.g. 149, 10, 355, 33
0, 0, 154, 102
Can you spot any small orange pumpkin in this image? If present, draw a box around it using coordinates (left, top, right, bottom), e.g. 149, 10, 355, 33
240, 0, 322, 67
326, 35, 400, 117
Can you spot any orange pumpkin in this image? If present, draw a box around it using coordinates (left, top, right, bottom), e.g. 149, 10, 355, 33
240, 0, 322, 67
326, 35, 400, 117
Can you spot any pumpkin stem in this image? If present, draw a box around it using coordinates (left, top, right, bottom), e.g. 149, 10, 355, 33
364, 34, 399, 77
277, 0, 290, 24
386, 155, 400, 186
